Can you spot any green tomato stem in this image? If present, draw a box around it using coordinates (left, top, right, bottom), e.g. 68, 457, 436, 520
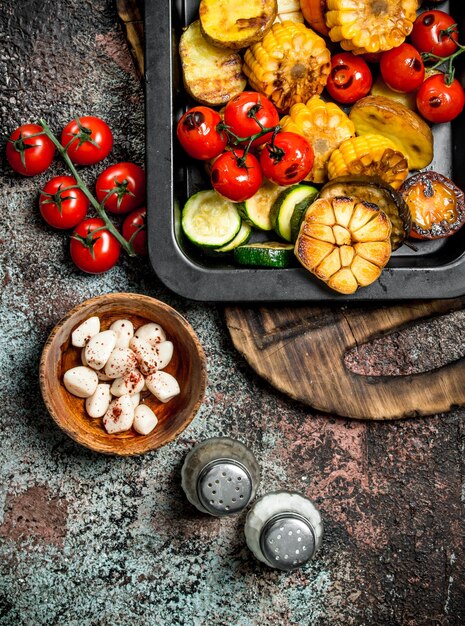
37, 118, 136, 257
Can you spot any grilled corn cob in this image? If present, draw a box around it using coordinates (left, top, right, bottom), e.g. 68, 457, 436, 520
294, 196, 392, 294
243, 21, 331, 113
280, 96, 355, 183
325, 0, 419, 55
327, 134, 408, 190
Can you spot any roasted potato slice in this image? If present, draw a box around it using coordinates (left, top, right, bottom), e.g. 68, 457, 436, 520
199, 0, 277, 50
180, 21, 246, 106
349, 96, 433, 171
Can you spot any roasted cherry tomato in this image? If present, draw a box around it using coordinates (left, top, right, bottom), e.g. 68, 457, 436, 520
380, 43, 425, 93
39, 175, 89, 229
416, 74, 465, 123
61, 116, 113, 165
211, 149, 263, 202
411, 10, 458, 58
259, 132, 314, 186
122, 207, 147, 256
6, 123, 55, 176
400, 171, 465, 239
223, 92, 279, 147
70, 218, 121, 273
95, 162, 145, 214
325, 53, 373, 104
177, 107, 227, 160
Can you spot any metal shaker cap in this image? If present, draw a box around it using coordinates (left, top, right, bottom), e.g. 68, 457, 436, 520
196, 459, 253, 516
260, 513, 316, 571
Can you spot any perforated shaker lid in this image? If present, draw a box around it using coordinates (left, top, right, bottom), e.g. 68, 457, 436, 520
196, 459, 253, 516
260, 513, 316, 571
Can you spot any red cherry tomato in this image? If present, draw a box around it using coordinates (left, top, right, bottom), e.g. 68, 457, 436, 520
211, 149, 263, 202
122, 207, 147, 256
95, 162, 145, 214
39, 175, 89, 230
259, 132, 314, 186
416, 74, 465, 123
325, 53, 373, 104
6, 123, 55, 176
223, 91, 280, 147
411, 10, 458, 57
177, 107, 227, 160
70, 218, 121, 274
61, 116, 113, 165
380, 44, 425, 93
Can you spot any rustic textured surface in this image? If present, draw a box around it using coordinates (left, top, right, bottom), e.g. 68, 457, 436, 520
0, 1, 465, 624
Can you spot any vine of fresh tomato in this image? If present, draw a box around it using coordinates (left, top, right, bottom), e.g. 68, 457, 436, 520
411, 10, 458, 58
177, 107, 227, 160
39, 175, 89, 229
122, 207, 147, 256
223, 92, 279, 147
380, 43, 425, 93
61, 116, 113, 165
211, 150, 263, 202
260, 132, 314, 186
6, 124, 55, 176
325, 53, 373, 104
96, 162, 146, 214
70, 218, 121, 274
416, 74, 465, 123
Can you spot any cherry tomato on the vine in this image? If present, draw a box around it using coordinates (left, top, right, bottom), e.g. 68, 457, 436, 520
259, 132, 314, 186
211, 149, 263, 202
416, 74, 465, 123
39, 175, 89, 230
380, 44, 425, 93
61, 116, 113, 165
325, 53, 373, 104
70, 217, 121, 274
95, 162, 145, 214
6, 123, 55, 176
122, 207, 147, 256
411, 10, 458, 58
177, 107, 227, 160
223, 91, 279, 147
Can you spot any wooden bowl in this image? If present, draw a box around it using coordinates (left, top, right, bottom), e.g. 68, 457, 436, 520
39, 293, 207, 455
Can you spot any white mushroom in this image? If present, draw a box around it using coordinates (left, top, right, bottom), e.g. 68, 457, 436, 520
134, 322, 166, 346
145, 371, 180, 403
84, 330, 117, 370
63, 366, 99, 398
133, 404, 158, 435
130, 392, 141, 408
129, 336, 159, 376
103, 395, 135, 434
155, 340, 174, 369
104, 347, 138, 379
110, 319, 134, 349
110, 370, 145, 397
71, 316, 100, 348
85, 384, 111, 418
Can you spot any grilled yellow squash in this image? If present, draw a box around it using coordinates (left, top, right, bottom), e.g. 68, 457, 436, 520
199, 0, 277, 50
349, 96, 433, 171
327, 134, 409, 190
274, 0, 304, 23
325, 0, 419, 55
179, 21, 247, 106
295, 196, 392, 294
243, 21, 331, 112
280, 96, 355, 183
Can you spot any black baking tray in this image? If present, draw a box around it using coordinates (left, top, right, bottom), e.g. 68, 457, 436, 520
145, 0, 465, 301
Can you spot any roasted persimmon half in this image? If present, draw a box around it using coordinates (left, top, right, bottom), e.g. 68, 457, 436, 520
400, 171, 465, 240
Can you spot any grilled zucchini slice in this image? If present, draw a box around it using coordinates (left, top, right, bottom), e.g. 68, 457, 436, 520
271, 184, 319, 241
182, 190, 242, 248
234, 242, 295, 267
214, 222, 252, 252
179, 21, 246, 106
237, 180, 286, 231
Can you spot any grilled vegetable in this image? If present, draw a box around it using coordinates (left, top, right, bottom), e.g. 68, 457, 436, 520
274, 0, 304, 23
179, 21, 246, 106
182, 189, 242, 247
243, 21, 331, 113
299, 0, 329, 36
234, 242, 295, 267
349, 96, 433, 171
320, 175, 411, 250
400, 171, 465, 240
370, 76, 417, 111
199, 0, 277, 49
325, 0, 418, 55
214, 222, 253, 252
271, 183, 319, 241
237, 179, 286, 231
294, 196, 392, 294
280, 96, 355, 183
327, 135, 409, 190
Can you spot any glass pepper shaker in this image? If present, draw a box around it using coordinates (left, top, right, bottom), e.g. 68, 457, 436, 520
181, 437, 261, 517
244, 491, 323, 571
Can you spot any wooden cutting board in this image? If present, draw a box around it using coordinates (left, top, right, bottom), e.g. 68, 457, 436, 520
118, 0, 465, 419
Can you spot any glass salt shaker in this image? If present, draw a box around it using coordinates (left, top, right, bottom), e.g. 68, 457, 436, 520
244, 491, 323, 571
181, 437, 260, 517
